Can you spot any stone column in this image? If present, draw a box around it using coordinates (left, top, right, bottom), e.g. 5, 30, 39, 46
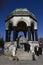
34, 30, 38, 41
32, 31, 34, 41
28, 26, 31, 41
5, 30, 11, 42
15, 29, 18, 41
13, 27, 17, 41
24, 32, 26, 38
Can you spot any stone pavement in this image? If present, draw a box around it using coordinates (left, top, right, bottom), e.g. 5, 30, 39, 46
0, 54, 43, 65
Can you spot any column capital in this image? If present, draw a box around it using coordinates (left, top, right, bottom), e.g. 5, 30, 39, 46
27, 26, 31, 29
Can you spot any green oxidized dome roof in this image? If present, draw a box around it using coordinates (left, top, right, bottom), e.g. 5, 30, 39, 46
5, 8, 37, 22
11, 8, 31, 14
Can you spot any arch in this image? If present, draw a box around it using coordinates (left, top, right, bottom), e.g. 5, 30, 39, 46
17, 21, 27, 27
17, 21, 27, 32
16, 18, 29, 26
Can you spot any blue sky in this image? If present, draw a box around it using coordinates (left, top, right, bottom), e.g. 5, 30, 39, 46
0, 0, 43, 40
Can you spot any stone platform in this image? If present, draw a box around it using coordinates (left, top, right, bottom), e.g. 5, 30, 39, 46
4, 41, 39, 60
16, 48, 32, 60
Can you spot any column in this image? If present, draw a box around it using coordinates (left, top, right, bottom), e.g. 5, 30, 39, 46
32, 31, 34, 41
24, 32, 26, 38
28, 26, 31, 41
13, 27, 17, 41
5, 30, 11, 42
16, 31, 18, 40
34, 30, 38, 41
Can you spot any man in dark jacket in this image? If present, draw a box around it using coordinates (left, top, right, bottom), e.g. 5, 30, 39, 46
38, 46, 42, 55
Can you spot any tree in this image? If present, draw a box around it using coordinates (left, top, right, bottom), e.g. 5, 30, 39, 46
0, 38, 4, 48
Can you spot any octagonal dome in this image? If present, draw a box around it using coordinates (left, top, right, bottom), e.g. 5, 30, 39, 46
5, 8, 37, 22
